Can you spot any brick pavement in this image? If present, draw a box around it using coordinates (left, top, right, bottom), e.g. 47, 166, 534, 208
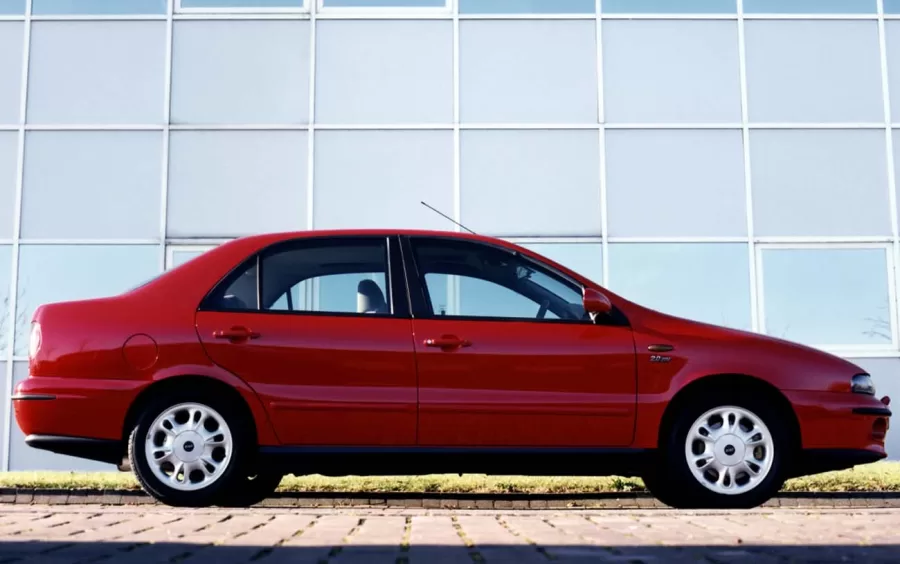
0, 505, 896, 563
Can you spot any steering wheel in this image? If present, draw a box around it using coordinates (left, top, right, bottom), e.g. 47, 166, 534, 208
536, 299, 550, 319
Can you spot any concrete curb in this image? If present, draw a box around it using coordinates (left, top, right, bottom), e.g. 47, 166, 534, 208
3, 489, 900, 509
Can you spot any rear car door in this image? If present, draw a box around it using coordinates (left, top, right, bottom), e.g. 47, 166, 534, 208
403, 236, 638, 447
195, 235, 418, 446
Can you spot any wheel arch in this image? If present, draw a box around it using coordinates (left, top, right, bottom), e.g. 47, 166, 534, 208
122, 374, 271, 449
658, 373, 802, 457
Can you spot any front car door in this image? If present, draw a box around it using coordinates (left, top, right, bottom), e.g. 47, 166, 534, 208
403, 236, 637, 447
195, 235, 418, 446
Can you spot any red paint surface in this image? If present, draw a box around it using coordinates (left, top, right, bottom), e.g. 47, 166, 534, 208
12, 229, 890, 462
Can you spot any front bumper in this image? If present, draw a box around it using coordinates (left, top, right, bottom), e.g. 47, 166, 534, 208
783, 389, 890, 474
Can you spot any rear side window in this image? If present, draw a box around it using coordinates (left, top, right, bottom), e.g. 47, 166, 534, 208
203, 238, 392, 316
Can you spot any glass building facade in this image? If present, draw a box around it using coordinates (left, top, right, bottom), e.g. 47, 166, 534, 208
2, 0, 900, 470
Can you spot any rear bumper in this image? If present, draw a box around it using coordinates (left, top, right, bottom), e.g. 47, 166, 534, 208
12, 376, 144, 443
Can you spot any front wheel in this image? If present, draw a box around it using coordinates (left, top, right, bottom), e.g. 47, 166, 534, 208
645, 393, 790, 509
128, 393, 252, 507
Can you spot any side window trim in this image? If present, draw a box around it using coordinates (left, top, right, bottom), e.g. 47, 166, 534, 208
401, 235, 588, 324
200, 235, 409, 319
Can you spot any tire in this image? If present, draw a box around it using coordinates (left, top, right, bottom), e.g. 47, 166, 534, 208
128, 390, 253, 508
215, 471, 284, 508
645, 389, 791, 509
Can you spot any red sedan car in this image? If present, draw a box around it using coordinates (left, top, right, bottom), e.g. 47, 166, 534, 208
12, 229, 891, 509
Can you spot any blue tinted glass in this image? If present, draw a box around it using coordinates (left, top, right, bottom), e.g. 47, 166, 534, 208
170, 250, 205, 269
602, 0, 736, 14
0, 245, 10, 357
744, 0, 875, 13
14, 245, 160, 356
762, 248, 890, 346
32, 0, 166, 14
323, 0, 443, 6
317, 273, 388, 314
886, 0, 900, 12
460, 0, 594, 13
608, 243, 751, 330
521, 243, 603, 287
181, 0, 302, 7
0, 0, 25, 14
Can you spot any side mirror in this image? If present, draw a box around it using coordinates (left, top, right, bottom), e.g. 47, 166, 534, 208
583, 288, 612, 317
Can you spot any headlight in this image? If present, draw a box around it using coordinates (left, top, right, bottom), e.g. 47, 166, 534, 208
851, 374, 876, 395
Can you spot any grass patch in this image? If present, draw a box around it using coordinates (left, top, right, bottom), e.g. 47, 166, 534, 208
1, 461, 899, 494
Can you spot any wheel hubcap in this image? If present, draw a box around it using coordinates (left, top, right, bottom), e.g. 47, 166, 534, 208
684, 405, 774, 496
144, 402, 233, 492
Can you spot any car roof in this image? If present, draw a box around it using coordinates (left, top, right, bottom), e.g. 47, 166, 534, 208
230, 228, 516, 249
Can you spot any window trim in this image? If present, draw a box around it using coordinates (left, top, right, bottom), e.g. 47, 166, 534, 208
176, 0, 309, 15
401, 235, 628, 326
198, 234, 410, 319
316, 0, 451, 16
755, 242, 898, 353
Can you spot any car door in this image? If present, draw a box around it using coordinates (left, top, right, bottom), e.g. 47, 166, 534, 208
403, 236, 637, 447
195, 235, 418, 446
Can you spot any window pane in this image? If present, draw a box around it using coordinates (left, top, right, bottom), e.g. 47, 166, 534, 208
603, 0, 736, 13
259, 240, 389, 315
0, 0, 26, 13
0, 245, 10, 358
0, 132, 16, 239
22, 132, 163, 240
169, 248, 211, 269
314, 131, 453, 230
27, 22, 166, 125
602, 20, 741, 123
14, 245, 161, 356
887, 0, 900, 13
520, 242, 603, 287
167, 131, 308, 237
171, 21, 310, 125
323, 0, 444, 6
460, 130, 601, 236
315, 21, 452, 124
608, 243, 752, 331
744, 21, 882, 123
606, 130, 746, 237
762, 248, 891, 347
0, 23, 24, 125
413, 238, 587, 321
181, 0, 303, 6
459, 20, 598, 123
744, 0, 876, 13
33, 0, 167, 14
460, 0, 594, 13
750, 130, 890, 237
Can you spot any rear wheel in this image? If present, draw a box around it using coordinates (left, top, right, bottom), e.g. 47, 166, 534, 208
128, 391, 252, 507
644, 391, 790, 509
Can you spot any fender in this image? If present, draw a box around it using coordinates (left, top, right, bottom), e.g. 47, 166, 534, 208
147, 363, 282, 446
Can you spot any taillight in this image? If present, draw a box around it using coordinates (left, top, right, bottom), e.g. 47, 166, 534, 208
29, 322, 41, 360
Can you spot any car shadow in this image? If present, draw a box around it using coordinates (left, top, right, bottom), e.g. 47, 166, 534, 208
0, 540, 897, 563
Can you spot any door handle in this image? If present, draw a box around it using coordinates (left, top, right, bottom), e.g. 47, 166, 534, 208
213, 326, 261, 341
424, 335, 472, 349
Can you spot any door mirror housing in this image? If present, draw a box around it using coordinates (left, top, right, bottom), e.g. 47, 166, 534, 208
583, 288, 612, 318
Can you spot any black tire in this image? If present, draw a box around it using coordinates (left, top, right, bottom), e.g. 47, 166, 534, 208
214, 471, 284, 508
645, 389, 792, 509
128, 389, 254, 508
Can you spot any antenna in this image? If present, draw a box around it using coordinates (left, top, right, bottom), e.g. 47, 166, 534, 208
420, 201, 477, 234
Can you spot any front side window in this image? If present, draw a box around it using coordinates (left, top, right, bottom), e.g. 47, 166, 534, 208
410, 238, 587, 322
205, 238, 391, 316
